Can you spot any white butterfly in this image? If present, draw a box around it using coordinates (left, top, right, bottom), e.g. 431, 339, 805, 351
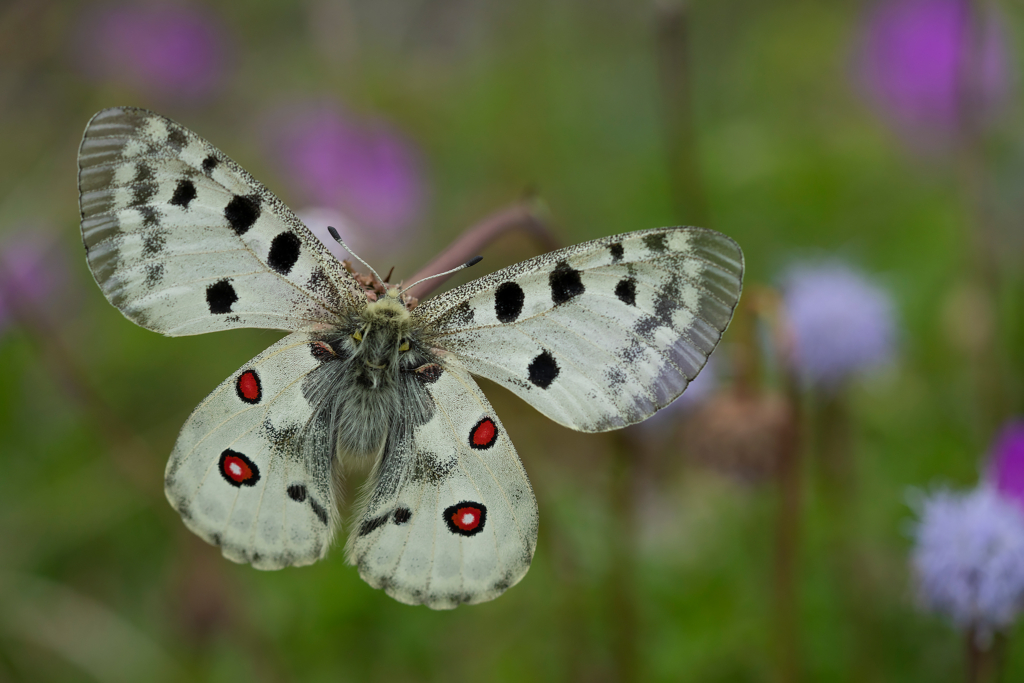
77, 107, 744, 609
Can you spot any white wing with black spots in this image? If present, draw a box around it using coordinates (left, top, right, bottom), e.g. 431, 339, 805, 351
165, 331, 344, 569
415, 227, 744, 432
346, 360, 538, 609
78, 107, 364, 336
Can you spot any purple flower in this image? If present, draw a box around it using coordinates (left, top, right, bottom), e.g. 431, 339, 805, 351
264, 102, 426, 247
990, 420, 1024, 511
856, 0, 1012, 143
911, 487, 1024, 642
0, 231, 69, 333
75, 5, 231, 102
781, 262, 897, 388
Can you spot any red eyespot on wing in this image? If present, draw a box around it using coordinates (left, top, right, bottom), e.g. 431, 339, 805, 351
219, 449, 260, 487
469, 417, 497, 450
235, 370, 261, 404
443, 502, 487, 536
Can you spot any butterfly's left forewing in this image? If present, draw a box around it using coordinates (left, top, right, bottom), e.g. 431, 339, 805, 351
415, 227, 743, 433
346, 360, 538, 609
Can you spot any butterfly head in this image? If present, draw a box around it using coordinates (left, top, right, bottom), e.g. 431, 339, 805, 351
347, 297, 423, 387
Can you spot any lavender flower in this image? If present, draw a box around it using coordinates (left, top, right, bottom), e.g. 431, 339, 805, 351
781, 262, 897, 388
856, 0, 1012, 143
75, 5, 231, 102
0, 231, 69, 334
911, 487, 1024, 642
265, 102, 425, 248
990, 420, 1024, 511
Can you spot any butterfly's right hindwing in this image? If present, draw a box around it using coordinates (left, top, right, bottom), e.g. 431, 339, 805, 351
78, 107, 364, 336
165, 331, 341, 569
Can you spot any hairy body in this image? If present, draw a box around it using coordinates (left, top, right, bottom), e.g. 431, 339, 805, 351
302, 292, 437, 460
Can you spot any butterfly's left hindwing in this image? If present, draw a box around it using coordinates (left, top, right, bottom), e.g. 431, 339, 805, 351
346, 361, 538, 609
165, 331, 340, 569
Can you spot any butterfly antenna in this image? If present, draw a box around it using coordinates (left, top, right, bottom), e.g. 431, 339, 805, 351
400, 256, 483, 297
327, 227, 385, 286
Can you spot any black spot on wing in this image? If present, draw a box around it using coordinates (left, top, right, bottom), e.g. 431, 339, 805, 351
167, 126, 188, 151
169, 178, 197, 208
634, 315, 660, 340
144, 262, 164, 287
132, 177, 157, 206
359, 512, 389, 536
653, 276, 682, 324
605, 366, 628, 389
287, 484, 307, 502
494, 281, 525, 323
134, 163, 154, 185
259, 418, 298, 451
528, 350, 559, 389
267, 232, 302, 274
609, 242, 624, 263
138, 205, 160, 227
412, 453, 456, 484
615, 277, 637, 306
310, 499, 329, 525
142, 229, 167, 257
130, 165, 157, 207
201, 155, 219, 173
206, 279, 238, 314
224, 194, 261, 235
306, 266, 341, 302
444, 300, 474, 328
549, 261, 585, 305
644, 233, 668, 253
393, 507, 412, 525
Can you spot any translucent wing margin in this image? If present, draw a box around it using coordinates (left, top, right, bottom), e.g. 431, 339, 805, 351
415, 227, 743, 432
165, 332, 342, 569
78, 107, 364, 335
346, 360, 538, 609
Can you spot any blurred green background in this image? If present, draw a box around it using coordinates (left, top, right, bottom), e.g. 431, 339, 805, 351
1, 0, 1024, 681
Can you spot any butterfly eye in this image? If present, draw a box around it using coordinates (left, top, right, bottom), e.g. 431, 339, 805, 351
352, 330, 363, 342
399, 340, 410, 352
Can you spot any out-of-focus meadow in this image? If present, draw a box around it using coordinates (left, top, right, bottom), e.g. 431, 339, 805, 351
2, 0, 1024, 681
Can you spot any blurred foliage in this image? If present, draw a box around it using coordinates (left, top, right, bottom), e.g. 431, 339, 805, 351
1, 0, 1024, 681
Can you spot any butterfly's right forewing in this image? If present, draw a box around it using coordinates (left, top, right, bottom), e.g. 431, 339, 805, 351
78, 107, 364, 336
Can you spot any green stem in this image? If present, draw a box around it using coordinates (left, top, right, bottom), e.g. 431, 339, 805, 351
609, 430, 639, 682
654, 0, 708, 225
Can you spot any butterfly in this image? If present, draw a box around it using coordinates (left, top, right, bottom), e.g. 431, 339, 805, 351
77, 107, 744, 609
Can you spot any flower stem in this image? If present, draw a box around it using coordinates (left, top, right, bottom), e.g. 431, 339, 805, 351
774, 370, 802, 683
966, 629, 1004, 683
609, 430, 639, 682
401, 200, 560, 300
654, 0, 708, 225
